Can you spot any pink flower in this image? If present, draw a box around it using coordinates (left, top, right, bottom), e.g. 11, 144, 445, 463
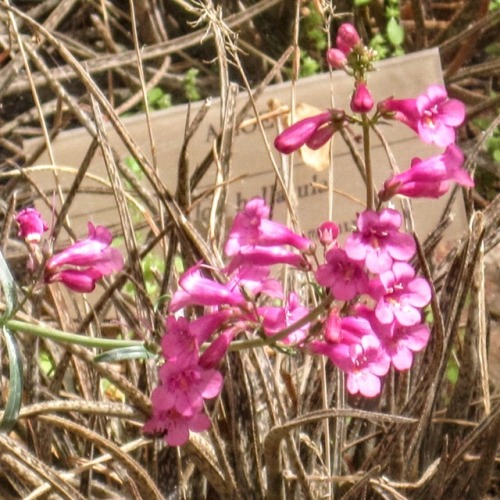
199, 328, 236, 369
16, 208, 48, 244
225, 198, 312, 255
321, 312, 375, 345
45, 223, 123, 292
369, 262, 432, 326
356, 305, 430, 370
143, 406, 211, 447
158, 356, 223, 417
258, 293, 310, 344
336, 23, 361, 55
47, 223, 123, 274
169, 263, 246, 312
274, 110, 345, 154
380, 85, 465, 147
311, 333, 390, 397
344, 209, 416, 274
382, 322, 430, 370
380, 144, 473, 200
47, 268, 103, 293
326, 48, 347, 69
317, 221, 339, 247
161, 316, 198, 361
225, 246, 309, 274
228, 264, 283, 298
350, 82, 374, 113
315, 247, 368, 301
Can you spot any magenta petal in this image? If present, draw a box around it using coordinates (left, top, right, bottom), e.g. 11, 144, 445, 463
386, 232, 416, 262
391, 346, 413, 371
189, 412, 211, 432
165, 419, 190, 447
365, 250, 392, 274
375, 300, 395, 324
402, 323, 430, 351
406, 278, 432, 307
439, 99, 465, 126
393, 306, 421, 326
200, 370, 223, 399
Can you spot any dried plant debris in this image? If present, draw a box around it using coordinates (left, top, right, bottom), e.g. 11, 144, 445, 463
0, 1, 497, 498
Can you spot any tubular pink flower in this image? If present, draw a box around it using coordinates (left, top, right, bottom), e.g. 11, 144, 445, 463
46, 268, 103, 293
143, 404, 211, 447
311, 333, 390, 397
45, 223, 123, 292
228, 264, 284, 299
199, 328, 236, 369
225, 198, 312, 256
225, 246, 309, 274
16, 208, 48, 244
380, 85, 465, 147
315, 247, 368, 301
380, 144, 473, 200
326, 48, 347, 69
336, 23, 361, 55
158, 356, 223, 417
274, 110, 345, 154
46, 223, 123, 275
350, 82, 374, 114
356, 305, 430, 370
344, 209, 416, 274
321, 312, 375, 345
369, 262, 432, 326
169, 263, 246, 312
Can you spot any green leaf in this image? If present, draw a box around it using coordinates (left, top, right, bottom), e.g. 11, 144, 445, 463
0, 327, 23, 432
0, 250, 17, 319
386, 17, 405, 47
355, 0, 372, 5
93, 345, 156, 363
146, 87, 165, 106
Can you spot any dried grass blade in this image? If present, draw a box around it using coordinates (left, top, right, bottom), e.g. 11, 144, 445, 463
0, 433, 86, 500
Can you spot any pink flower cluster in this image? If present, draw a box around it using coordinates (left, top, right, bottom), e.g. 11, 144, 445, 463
312, 209, 431, 397
145, 198, 315, 445
146, 23, 475, 447
275, 24, 472, 202
15, 209, 123, 292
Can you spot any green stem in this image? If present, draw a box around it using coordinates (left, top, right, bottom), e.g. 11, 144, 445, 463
362, 113, 374, 210
5, 319, 144, 350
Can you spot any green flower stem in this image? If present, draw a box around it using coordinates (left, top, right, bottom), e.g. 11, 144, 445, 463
362, 113, 374, 210
229, 294, 334, 352
6, 319, 143, 350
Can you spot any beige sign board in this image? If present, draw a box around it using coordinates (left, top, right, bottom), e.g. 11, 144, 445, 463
27, 48, 465, 245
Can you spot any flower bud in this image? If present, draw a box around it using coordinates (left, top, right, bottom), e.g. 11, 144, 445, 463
274, 111, 332, 154
317, 221, 339, 247
326, 48, 347, 69
336, 23, 361, 55
16, 208, 48, 244
350, 82, 374, 113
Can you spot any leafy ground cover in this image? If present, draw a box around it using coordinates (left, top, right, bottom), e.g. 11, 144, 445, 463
0, 1, 498, 498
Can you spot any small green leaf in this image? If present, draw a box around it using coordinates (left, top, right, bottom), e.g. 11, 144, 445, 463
94, 345, 156, 363
0, 327, 23, 432
386, 17, 405, 47
146, 87, 165, 106
355, 0, 372, 5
